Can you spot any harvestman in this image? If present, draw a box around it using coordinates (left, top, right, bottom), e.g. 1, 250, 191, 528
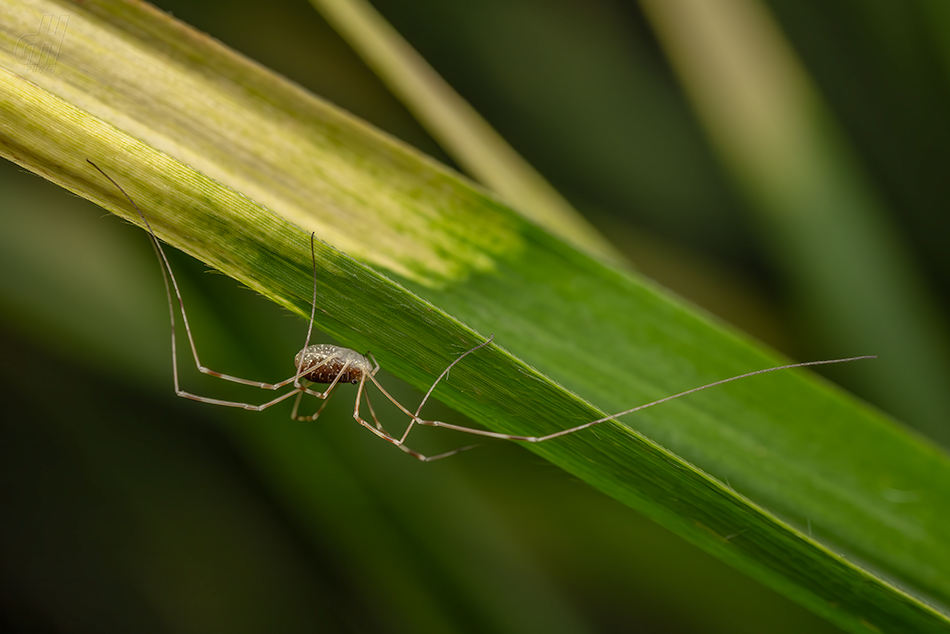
88, 160, 875, 462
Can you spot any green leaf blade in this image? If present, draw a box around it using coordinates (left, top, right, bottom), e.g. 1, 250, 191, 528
2, 1, 950, 632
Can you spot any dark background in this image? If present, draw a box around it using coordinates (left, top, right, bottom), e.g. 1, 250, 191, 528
2, 0, 948, 632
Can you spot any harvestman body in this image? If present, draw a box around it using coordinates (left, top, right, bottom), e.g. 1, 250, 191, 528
88, 161, 875, 462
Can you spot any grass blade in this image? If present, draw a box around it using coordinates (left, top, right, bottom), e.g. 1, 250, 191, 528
305, 0, 621, 263
2, 1, 949, 632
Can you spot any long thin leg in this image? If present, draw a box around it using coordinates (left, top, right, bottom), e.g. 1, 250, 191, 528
87, 162, 876, 458
360, 386, 400, 438
176, 357, 344, 410
291, 388, 336, 421
90, 162, 300, 390
407, 355, 878, 444
399, 336, 495, 443
290, 391, 307, 420
293, 232, 321, 390
88, 160, 329, 409
363, 389, 385, 431
349, 377, 479, 461
328, 341, 491, 445
290, 360, 354, 421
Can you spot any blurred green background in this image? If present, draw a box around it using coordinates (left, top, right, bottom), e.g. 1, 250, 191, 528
2, 0, 948, 632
